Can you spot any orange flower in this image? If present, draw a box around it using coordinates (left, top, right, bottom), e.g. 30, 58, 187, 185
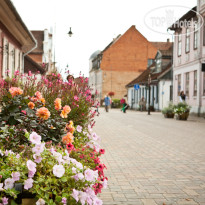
41, 98, 45, 105
54, 98, 62, 111
28, 102, 35, 109
62, 132, 74, 144
9, 87, 23, 97
35, 91, 42, 100
60, 110, 68, 118
63, 105, 71, 114
36, 107, 50, 120
65, 122, 75, 134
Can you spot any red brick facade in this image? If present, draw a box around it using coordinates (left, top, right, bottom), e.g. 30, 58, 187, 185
100, 25, 158, 99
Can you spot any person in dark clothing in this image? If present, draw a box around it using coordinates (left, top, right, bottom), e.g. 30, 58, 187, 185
180, 91, 186, 102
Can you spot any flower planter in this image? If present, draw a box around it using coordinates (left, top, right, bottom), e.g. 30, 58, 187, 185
176, 112, 189, 120
164, 113, 175, 118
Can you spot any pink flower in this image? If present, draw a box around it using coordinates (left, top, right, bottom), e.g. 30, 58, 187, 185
2, 197, 8, 205
24, 178, 33, 190
76, 125, 82, 132
35, 91, 42, 100
28, 71, 32, 76
62, 197, 67, 204
84, 169, 98, 182
71, 189, 79, 202
93, 197, 103, 205
102, 179, 108, 188
4, 178, 14, 190
79, 191, 87, 205
21, 110, 27, 115
29, 132, 41, 144
74, 96, 79, 101
53, 165, 65, 178
32, 143, 45, 155
33, 154, 42, 163
28, 171, 35, 178
27, 160, 36, 173
11, 172, 20, 182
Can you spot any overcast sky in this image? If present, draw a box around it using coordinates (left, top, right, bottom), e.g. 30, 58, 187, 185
12, 0, 196, 78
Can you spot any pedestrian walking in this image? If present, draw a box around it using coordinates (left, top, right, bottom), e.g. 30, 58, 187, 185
104, 95, 111, 112
179, 91, 186, 102
139, 96, 146, 111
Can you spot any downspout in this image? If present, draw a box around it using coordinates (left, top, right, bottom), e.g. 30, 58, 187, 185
22, 31, 38, 73
198, 13, 203, 116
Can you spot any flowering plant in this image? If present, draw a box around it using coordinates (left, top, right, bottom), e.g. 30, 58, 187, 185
0, 132, 105, 205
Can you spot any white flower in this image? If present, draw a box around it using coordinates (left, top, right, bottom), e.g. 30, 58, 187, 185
0, 183, 4, 191
29, 132, 41, 144
76, 125, 82, 132
84, 169, 98, 182
53, 164, 65, 178
0, 150, 4, 156
4, 178, 14, 190
36, 198, 45, 205
11, 172, 20, 182
75, 162, 83, 170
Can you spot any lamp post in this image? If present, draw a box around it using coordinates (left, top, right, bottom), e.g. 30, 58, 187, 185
148, 74, 151, 115
68, 27, 73, 37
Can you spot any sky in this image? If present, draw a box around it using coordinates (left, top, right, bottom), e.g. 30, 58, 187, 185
12, 0, 196, 78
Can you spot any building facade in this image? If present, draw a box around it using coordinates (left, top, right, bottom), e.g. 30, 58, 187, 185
89, 25, 158, 102
0, 0, 36, 79
170, 4, 205, 115
126, 41, 173, 110
28, 29, 53, 74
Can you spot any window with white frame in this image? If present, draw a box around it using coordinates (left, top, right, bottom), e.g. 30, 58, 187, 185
185, 28, 190, 53
194, 23, 198, 49
178, 33, 182, 56
178, 74, 181, 96
185, 72, 189, 97
194, 70, 197, 96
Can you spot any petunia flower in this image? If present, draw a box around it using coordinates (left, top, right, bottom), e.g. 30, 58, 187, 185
4, 178, 14, 190
11, 172, 20, 182
24, 178, 33, 190
29, 132, 41, 144
53, 164, 65, 178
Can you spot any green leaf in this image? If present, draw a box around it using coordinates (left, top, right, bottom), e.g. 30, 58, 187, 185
61, 177, 67, 182
55, 196, 62, 203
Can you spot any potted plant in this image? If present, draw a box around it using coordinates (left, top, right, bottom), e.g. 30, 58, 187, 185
162, 103, 175, 118
174, 102, 191, 120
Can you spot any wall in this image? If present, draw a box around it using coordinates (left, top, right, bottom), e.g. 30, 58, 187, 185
100, 26, 158, 99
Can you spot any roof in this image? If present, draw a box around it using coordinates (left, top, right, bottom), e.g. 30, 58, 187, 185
0, 0, 36, 52
169, 6, 197, 30
102, 34, 121, 53
89, 50, 101, 60
126, 62, 172, 87
151, 42, 173, 51
30, 31, 44, 54
24, 55, 46, 74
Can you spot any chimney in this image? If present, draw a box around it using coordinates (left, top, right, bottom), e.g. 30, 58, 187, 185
167, 38, 170, 42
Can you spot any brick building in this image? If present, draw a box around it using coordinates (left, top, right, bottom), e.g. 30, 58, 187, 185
89, 25, 158, 101
0, 0, 36, 79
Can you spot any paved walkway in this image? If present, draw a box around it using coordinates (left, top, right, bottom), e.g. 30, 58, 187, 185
94, 108, 205, 205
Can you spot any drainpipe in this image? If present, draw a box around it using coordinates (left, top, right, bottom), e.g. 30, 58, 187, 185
198, 13, 203, 117
22, 31, 38, 73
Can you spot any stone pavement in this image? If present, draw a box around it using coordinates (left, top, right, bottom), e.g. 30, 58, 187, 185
93, 108, 205, 205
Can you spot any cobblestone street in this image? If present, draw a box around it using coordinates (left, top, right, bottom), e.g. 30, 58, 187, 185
94, 108, 205, 205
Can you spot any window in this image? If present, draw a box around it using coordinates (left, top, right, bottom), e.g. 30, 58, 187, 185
185, 72, 189, 97
147, 59, 154, 67
156, 57, 161, 72
194, 70, 197, 96
185, 28, 190, 53
194, 23, 198, 49
203, 73, 205, 96
178, 74, 181, 95
178, 33, 182, 56
12, 49, 15, 76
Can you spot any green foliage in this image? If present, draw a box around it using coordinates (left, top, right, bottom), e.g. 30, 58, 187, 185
174, 102, 191, 115
161, 102, 175, 114
111, 99, 121, 108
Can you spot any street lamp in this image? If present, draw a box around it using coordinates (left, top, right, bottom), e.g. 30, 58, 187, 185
68, 27, 73, 37
148, 74, 151, 115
